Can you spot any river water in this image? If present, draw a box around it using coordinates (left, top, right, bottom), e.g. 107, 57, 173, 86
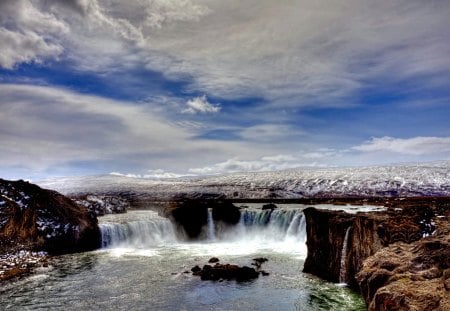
0, 205, 379, 310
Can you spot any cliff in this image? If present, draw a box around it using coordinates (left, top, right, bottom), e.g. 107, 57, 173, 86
0, 178, 100, 254
303, 198, 450, 310
164, 199, 240, 239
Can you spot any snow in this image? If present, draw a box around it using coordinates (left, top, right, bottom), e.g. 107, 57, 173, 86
37, 161, 450, 199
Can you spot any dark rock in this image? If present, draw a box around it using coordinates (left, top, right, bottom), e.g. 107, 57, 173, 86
208, 257, 220, 263
166, 200, 208, 238
212, 201, 241, 224
260, 270, 270, 276
262, 203, 277, 210
192, 263, 259, 282
0, 178, 101, 254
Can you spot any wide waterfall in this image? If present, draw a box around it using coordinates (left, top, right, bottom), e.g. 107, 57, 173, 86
3, 207, 366, 310
99, 211, 178, 248
99, 207, 307, 257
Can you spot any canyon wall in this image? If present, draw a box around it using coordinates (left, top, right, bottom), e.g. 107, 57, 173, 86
303, 199, 450, 310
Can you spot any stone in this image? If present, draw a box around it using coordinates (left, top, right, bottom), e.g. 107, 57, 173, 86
208, 257, 220, 263
192, 262, 260, 282
0, 178, 100, 254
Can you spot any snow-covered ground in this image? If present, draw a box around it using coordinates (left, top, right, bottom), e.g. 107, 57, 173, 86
38, 161, 450, 199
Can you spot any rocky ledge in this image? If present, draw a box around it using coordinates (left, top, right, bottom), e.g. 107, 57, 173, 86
303, 197, 450, 310
0, 178, 101, 255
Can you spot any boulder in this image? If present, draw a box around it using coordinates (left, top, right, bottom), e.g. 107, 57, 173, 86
0, 178, 100, 254
192, 261, 261, 282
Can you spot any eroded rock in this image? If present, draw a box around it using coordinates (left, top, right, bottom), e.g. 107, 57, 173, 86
0, 178, 100, 254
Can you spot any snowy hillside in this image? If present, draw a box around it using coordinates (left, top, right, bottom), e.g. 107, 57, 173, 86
38, 161, 450, 199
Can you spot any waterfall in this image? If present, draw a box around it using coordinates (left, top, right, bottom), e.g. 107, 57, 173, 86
339, 226, 351, 284
207, 208, 216, 240
100, 218, 177, 248
220, 208, 307, 245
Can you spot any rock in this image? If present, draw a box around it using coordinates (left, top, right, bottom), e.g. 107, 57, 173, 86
208, 257, 220, 263
74, 195, 129, 216
260, 270, 270, 276
166, 200, 208, 238
165, 199, 241, 238
302, 207, 356, 284
192, 262, 260, 282
357, 235, 450, 310
0, 178, 100, 254
212, 201, 241, 225
262, 203, 277, 210
251, 257, 268, 270
303, 204, 441, 288
191, 265, 202, 274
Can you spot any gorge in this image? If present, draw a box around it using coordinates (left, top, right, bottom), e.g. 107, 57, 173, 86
1, 173, 450, 310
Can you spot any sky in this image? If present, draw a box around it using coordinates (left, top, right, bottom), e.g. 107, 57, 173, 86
0, 0, 450, 180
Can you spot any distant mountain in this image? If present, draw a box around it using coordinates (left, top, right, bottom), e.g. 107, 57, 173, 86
38, 161, 450, 199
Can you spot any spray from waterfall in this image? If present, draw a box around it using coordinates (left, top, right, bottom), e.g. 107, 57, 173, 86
339, 226, 351, 284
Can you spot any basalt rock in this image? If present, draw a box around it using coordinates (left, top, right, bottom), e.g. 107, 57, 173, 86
357, 235, 450, 310
303, 205, 438, 288
0, 178, 100, 254
303, 200, 450, 310
192, 263, 259, 282
164, 199, 240, 238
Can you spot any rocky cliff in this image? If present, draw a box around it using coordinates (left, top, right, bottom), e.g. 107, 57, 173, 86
164, 199, 241, 239
303, 198, 450, 310
0, 178, 100, 254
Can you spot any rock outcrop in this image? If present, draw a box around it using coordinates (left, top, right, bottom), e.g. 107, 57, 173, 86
357, 236, 450, 310
164, 199, 241, 238
0, 178, 100, 254
303, 198, 450, 310
191, 257, 266, 282
74, 195, 129, 215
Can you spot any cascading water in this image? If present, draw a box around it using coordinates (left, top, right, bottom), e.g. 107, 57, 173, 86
99, 211, 178, 248
206, 208, 216, 240
339, 226, 352, 284
202, 207, 308, 255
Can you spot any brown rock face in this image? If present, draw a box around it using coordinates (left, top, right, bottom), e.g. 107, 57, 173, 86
357, 236, 450, 311
0, 178, 100, 254
303, 207, 355, 283
303, 204, 438, 288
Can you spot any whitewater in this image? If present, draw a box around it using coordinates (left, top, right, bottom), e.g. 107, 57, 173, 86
0, 204, 385, 310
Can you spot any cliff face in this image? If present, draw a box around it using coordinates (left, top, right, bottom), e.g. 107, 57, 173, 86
0, 178, 100, 254
164, 200, 241, 239
303, 207, 355, 283
303, 200, 450, 310
357, 236, 450, 311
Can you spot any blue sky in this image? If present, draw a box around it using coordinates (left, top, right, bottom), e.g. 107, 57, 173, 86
0, 0, 449, 180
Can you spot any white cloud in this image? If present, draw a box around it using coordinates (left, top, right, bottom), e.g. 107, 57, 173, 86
188, 153, 333, 175
110, 169, 193, 179
3, 1, 450, 107
352, 136, 450, 155
0, 0, 68, 69
0, 83, 290, 175
183, 95, 221, 114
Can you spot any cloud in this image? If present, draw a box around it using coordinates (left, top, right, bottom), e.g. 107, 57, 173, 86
0, 0, 68, 69
183, 95, 221, 114
110, 169, 193, 179
352, 136, 450, 155
188, 153, 334, 175
0, 83, 294, 176
3, 0, 450, 107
